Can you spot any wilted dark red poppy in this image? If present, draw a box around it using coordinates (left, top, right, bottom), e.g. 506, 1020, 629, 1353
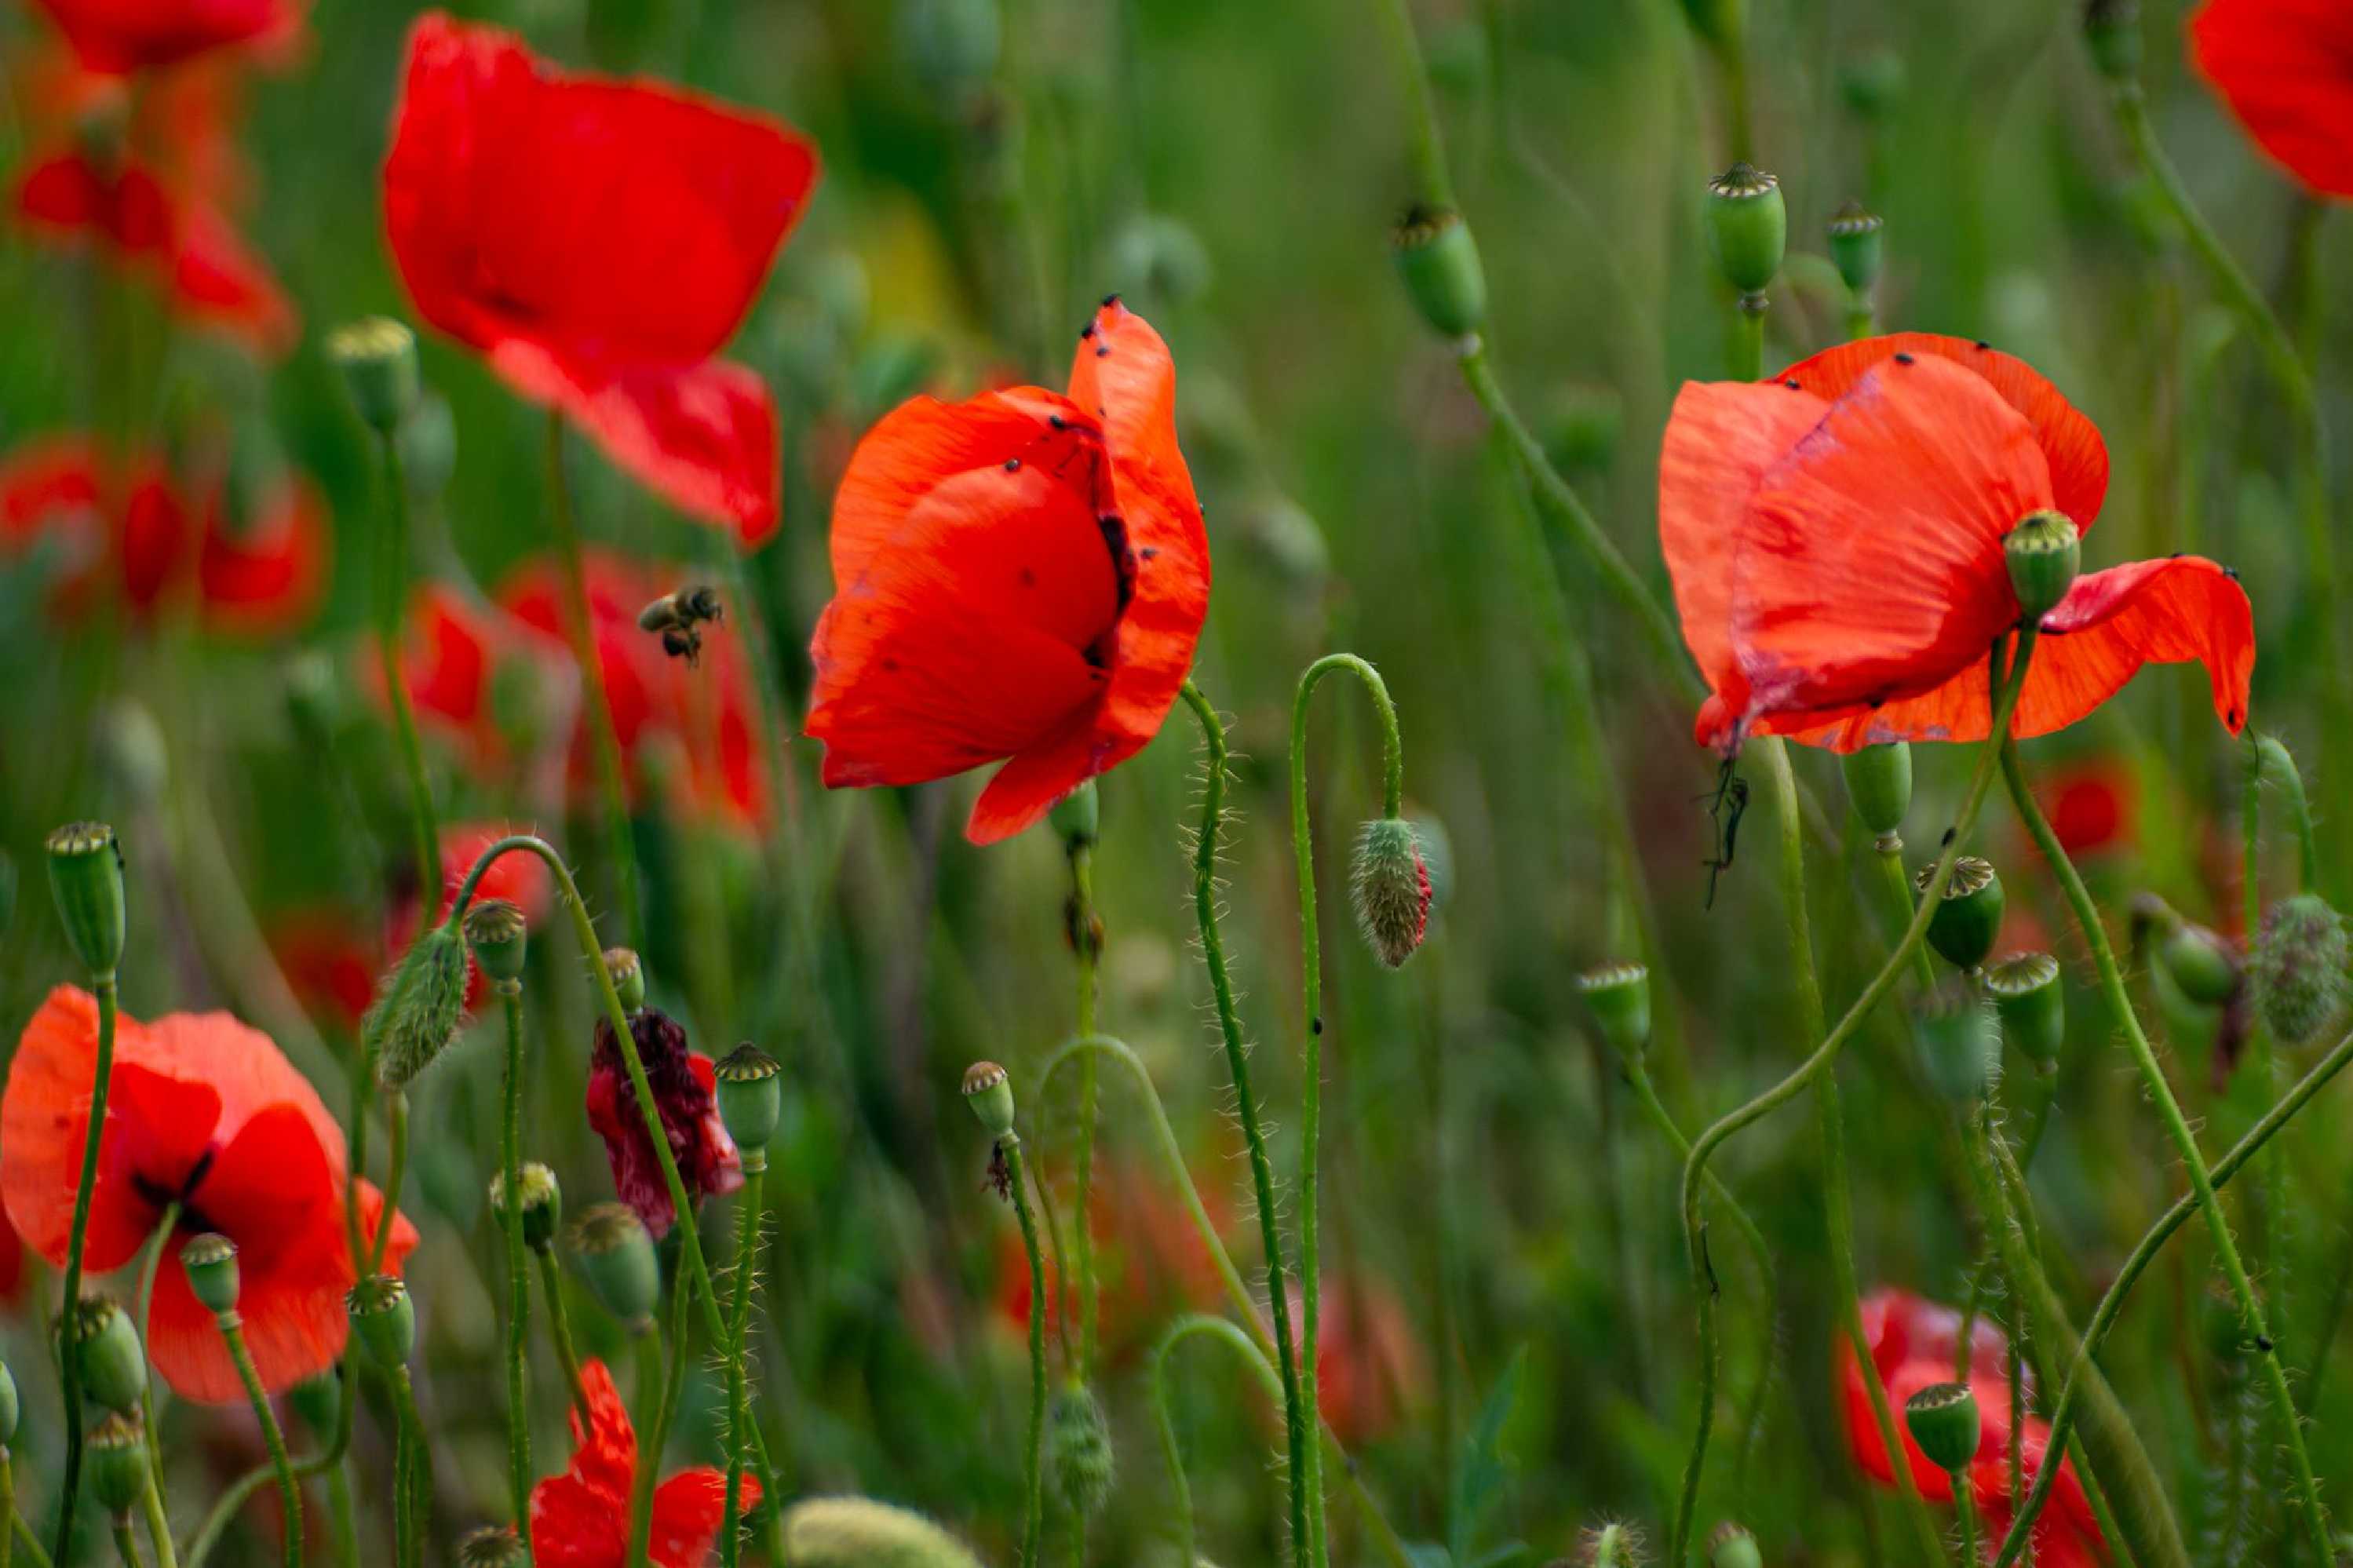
2191, 0, 2353, 199
1840, 1289, 2106, 1567
586, 1007, 742, 1239
26, 0, 301, 75
807, 298, 1212, 844
0, 986, 417, 1402
382, 12, 819, 545
1660, 333, 2253, 753
531, 1356, 753, 1568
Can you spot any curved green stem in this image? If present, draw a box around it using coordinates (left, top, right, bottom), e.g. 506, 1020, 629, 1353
1, 1449, 16, 1568
369, 1092, 408, 1275
1369, 0, 1455, 210
54, 972, 120, 1560
720, 1159, 765, 1568
1004, 1139, 1049, 1568
2253, 735, 2318, 894
1150, 1315, 1289, 1568
133, 1202, 181, 1487
217, 1314, 299, 1568
182, 1358, 356, 1568
496, 986, 533, 1548
7, 1508, 44, 1568
137, 1479, 176, 1568
371, 430, 440, 910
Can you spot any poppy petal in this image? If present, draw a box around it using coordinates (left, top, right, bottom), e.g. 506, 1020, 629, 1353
649, 1468, 752, 1568
166, 198, 298, 355
197, 476, 326, 633
30, 0, 296, 74
2191, 0, 2353, 199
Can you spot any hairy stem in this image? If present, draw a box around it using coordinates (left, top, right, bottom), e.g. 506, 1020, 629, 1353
54, 973, 119, 1559
371, 432, 440, 910
497, 985, 533, 1548
720, 1160, 766, 1568
1005, 1139, 1049, 1568
1151, 1316, 1289, 1568
217, 1314, 299, 1568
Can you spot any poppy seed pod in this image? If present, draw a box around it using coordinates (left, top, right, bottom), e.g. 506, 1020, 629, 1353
961, 1061, 1017, 1140
2253, 894, 2350, 1045
1917, 856, 2004, 971
462, 897, 529, 988
1048, 779, 1100, 848
2084, 0, 2141, 83
1049, 1382, 1115, 1517
1709, 1522, 1763, 1568
1578, 965, 1653, 1061
457, 1525, 529, 1568
46, 821, 126, 979
0, 1355, 16, 1449
1984, 950, 2066, 1067
604, 946, 647, 1015
86, 1410, 148, 1518
367, 921, 470, 1090
69, 1296, 148, 1413
1352, 817, 1433, 968
713, 1042, 784, 1160
2157, 917, 2240, 1008
1391, 206, 1488, 339
325, 317, 421, 436
1827, 202, 1885, 297
398, 392, 459, 505
1914, 983, 2000, 1103
347, 1275, 416, 1369
491, 1161, 563, 1251
1903, 1380, 1982, 1473
570, 1202, 660, 1329
1705, 164, 1786, 297
2005, 510, 2081, 621
780, 1496, 987, 1568
180, 1233, 240, 1318
1841, 743, 1913, 837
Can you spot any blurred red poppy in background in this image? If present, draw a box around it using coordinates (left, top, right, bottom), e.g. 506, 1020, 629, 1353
1291, 1274, 1428, 1446
531, 1356, 751, 1568
2039, 756, 2139, 858
27, 0, 301, 75
382, 11, 819, 544
807, 298, 1212, 844
2190, 0, 2353, 199
994, 1160, 1231, 1358
1659, 333, 2252, 753
0, 1207, 25, 1307
0, 986, 416, 1402
1840, 1289, 2107, 1567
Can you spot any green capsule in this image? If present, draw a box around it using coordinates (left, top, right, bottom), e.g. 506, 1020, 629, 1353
325, 318, 421, 436
1827, 202, 1885, 297
491, 1161, 564, 1252
86, 1410, 148, 1517
46, 821, 126, 979
69, 1296, 148, 1413
714, 1042, 784, 1159
961, 1061, 1017, 1141
1048, 780, 1100, 848
1918, 856, 2005, 972
570, 1203, 660, 1330
462, 898, 530, 989
347, 1275, 416, 1369
1705, 164, 1786, 297
1904, 1380, 1981, 1473
2005, 511, 2081, 622
2158, 919, 2239, 1008
396, 392, 458, 507
1709, 1522, 1764, 1568
1842, 743, 1913, 837
604, 946, 647, 1016
1984, 951, 2065, 1067
1391, 206, 1488, 339
1578, 964, 1652, 1061
457, 1526, 529, 1568
180, 1232, 241, 1318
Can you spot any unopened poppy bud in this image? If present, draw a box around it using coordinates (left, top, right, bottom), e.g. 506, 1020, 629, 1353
1985, 951, 2065, 1066
46, 821, 126, 979
1352, 817, 1433, 968
69, 1296, 147, 1413
1578, 965, 1652, 1061
347, 1275, 415, 1369
2083, 0, 2141, 83
1709, 1522, 1761, 1568
1049, 1382, 1114, 1518
1410, 813, 1455, 910
180, 1233, 240, 1318
1578, 1521, 1643, 1567
2005, 511, 2081, 622
86, 1410, 148, 1518
463, 898, 529, 988
1914, 983, 1999, 1103
1841, 743, 1913, 837
289, 1369, 339, 1436
604, 946, 647, 1015
367, 921, 470, 1089
571, 1202, 660, 1330
714, 1043, 784, 1161
1391, 206, 1488, 340
961, 1061, 1017, 1140
2157, 918, 2239, 1008
1705, 164, 1786, 297
1917, 855, 2004, 971
1048, 780, 1100, 847
327, 317, 421, 436
1904, 1381, 1980, 1475
1827, 202, 1884, 297
397, 392, 458, 505
2253, 894, 2349, 1045
457, 1525, 528, 1568
781, 1496, 987, 1568
491, 1161, 563, 1251
0, 1355, 16, 1449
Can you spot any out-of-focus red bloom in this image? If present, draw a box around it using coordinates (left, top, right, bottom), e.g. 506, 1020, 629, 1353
2191, 0, 2353, 199
807, 299, 1212, 844
2039, 757, 2139, 858
994, 1160, 1231, 1356
1289, 1274, 1428, 1446
586, 1007, 742, 1240
531, 1356, 753, 1568
27, 0, 301, 75
270, 910, 379, 1034
1659, 334, 2253, 753
16, 49, 254, 208
382, 12, 818, 544
0, 986, 416, 1402
1840, 1289, 2107, 1567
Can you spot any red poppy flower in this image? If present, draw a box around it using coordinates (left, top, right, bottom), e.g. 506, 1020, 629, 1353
195, 472, 328, 634
392, 582, 573, 775
270, 910, 378, 1033
382, 12, 818, 545
0, 1207, 24, 1307
0, 986, 416, 1403
994, 1160, 1231, 1356
1840, 1289, 2106, 1568
2191, 0, 2353, 199
15, 48, 254, 210
26, 0, 301, 75
1286, 1274, 1428, 1446
1660, 333, 2253, 753
585, 1007, 742, 1240
531, 1356, 753, 1567
807, 298, 1212, 844
2039, 756, 2138, 858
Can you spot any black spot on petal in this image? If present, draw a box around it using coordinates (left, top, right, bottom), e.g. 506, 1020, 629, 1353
1004, 458, 1021, 472
1894, 352, 1917, 365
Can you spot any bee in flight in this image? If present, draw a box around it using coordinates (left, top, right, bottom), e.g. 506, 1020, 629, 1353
637, 585, 725, 666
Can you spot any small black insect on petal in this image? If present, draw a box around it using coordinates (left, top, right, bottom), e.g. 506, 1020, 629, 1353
1894, 352, 1917, 365
1004, 458, 1022, 472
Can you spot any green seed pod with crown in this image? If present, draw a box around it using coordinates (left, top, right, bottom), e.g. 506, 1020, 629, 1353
1709, 1522, 1763, 1568
86, 1410, 148, 1517
571, 1203, 660, 1329
1391, 206, 1488, 339
1705, 164, 1786, 297
491, 1161, 564, 1251
961, 1061, 1016, 1140
1578, 965, 1652, 1061
69, 1296, 147, 1413
47, 821, 125, 978
181, 1233, 240, 1317
457, 1525, 529, 1567
1985, 951, 2066, 1067
1918, 856, 2004, 971
2005, 511, 2081, 622
1827, 202, 1885, 297
347, 1275, 416, 1369
326, 317, 421, 436
463, 898, 529, 988
1842, 743, 1913, 838
714, 1042, 784, 1158
1904, 1381, 1981, 1472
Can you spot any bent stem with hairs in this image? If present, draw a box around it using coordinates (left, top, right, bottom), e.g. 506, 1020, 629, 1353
1150, 1315, 1289, 1568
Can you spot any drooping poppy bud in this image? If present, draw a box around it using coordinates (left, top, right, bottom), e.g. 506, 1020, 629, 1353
961, 1061, 1016, 1140
69, 1296, 148, 1414
1914, 983, 1999, 1103
180, 1233, 240, 1318
1578, 965, 1652, 1061
2005, 510, 2081, 622
348, 1275, 417, 1369
570, 1202, 659, 1331
490, 1161, 563, 1252
781, 1497, 987, 1568
456, 1525, 529, 1568
1827, 202, 1885, 297
1049, 1381, 1114, 1518
1048, 780, 1100, 848
1352, 817, 1432, 968
1903, 1380, 1981, 1473
1709, 1522, 1762, 1568
1705, 164, 1786, 297
604, 946, 646, 1015
1391, 206, 1488, 339
462, 898, 529, 989
86, 1410, 148, 1518
2253, 895, 2349, 1045
367, 921, 471, 1089
1917, 856, 2004, 971
2083, 0, 2141, 84
1984, 950, 2065, 1067
713, 1042, 783, 1161
46, 820, 125, 979
2157, 917, 2240, 1008
1841, 743, 1912, 838
327, 318, 421, 437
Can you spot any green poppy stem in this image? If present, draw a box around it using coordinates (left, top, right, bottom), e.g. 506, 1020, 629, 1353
370, 428, 441, 910
1068, 833, 1101, 1386
496, 985, 534, 1548
1003, 1138, 1049, 1568
1150, 1315, 1289, 1568
214, 1312, 300, 1568
369, 1092, 410, 1276
719, 1158, 766, 1568
53, 972, 120, 1561
533, 1245, 592, 1424
113, 1519, 144, 1568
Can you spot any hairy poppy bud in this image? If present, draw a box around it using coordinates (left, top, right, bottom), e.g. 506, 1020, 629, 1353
1578, 965, 1652, 1061
69, 1296, 147, 1413
961, 1061, 1016, 1140
398, 392, 458, 505
2083, 0, 2141, 83
1049, 1382, 1114, 1517
2157, 918, 2239, 1008
457, 1525, 529, 1568
1048, 780, 1099, 847
1917, 856, 2004, 971
1904, 1381, 1981, 1473
2253, 895, 2349, 1045
1914, 983, 1999, 1103
87, 1410, 148, 1518
1985, 951, 2065, 1067
347, 1275, 416, 1369
1352, 817, 1432, 968
604, 946, 647, 1015
463, 898, 529, 989
327, 317, 421, 436
1841, 743, 1912, 838
1391, 206, 1488, 340
1578, 1521, 1643, 1567
368, 921, 470, 1089
2005, 511, 2081, 622
491, 1161, 563, 1251
1705, 164, 1786, 297
571, 1202, 660, 1330
714, 1043, 784, 1161
180, 1233, 240, 1318
0, 1355, 16, 1449
1709, 1522, 1761, 1568
46, 821, 126, 979
1827, 202, 1884, 297
781, 1496, 987, 1568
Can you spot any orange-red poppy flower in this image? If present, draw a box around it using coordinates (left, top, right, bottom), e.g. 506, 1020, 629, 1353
2039, 755, 2138, 858
27, 0, 301, 75
2191, 0, 2353, 199
382, 12, 819, 545
0, 987, 416, 1403
531, 1356, 753, 1567
1841, 1289, 2106, 1567
270, 910, 379, 1034
806, 298, 1212, 844
994, 1159, 1231, 1358
1660, 334, 2252, 753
